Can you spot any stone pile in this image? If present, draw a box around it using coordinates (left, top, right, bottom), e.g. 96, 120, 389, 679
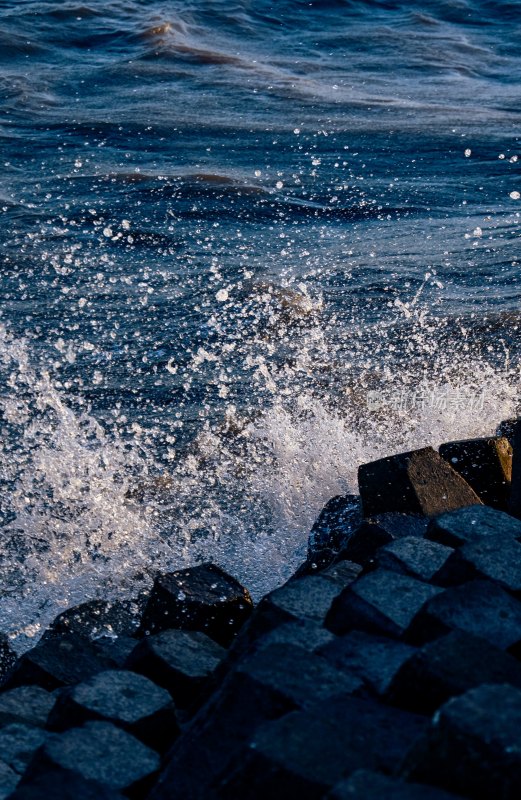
1, 425, 521, 798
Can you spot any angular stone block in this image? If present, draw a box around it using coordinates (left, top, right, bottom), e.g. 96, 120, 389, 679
0, 635, 16, 683
403, 683, 521, 799
509, 420, 521, 520
0, 723, 47, 776
45, 599, 144, 642
358, 447, 481, 518
139, 563, 253, 646
306, 494, 362, 569
325, 570, 442, 639
375, 537, 453, 583
439, 436, 512, 510
12, 769, 125, 799
217, 695, 427, 799
387, 630, 521, 714
0, 686, 56, 728
337, 514, 428, 567
435, 534, 521, 597
318, 630, 416, 696
427, 504, 521, 548
47, 670, 178, 753
24, 721, 159, 798
407, 579, 521, 651
125, 629, 225, 710
326, 769, 464, 799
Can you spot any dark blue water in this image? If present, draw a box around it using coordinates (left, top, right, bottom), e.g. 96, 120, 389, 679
0, 0, 520, 644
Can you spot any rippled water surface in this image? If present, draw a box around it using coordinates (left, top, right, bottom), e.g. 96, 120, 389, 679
0, 0, 520, 645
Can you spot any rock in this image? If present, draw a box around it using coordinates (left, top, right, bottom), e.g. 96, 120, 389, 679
139, 563, 253, 646
435, 535, 521, 597
305, 494, 362, 570
326, 769, 465, 799
0, 758, 19, 799
93, 636, 140, 669
24, 721, 160, 798
3, 634, 114, 692
11, 769, 125, 799
496, 418, 520, 446
358, 447, 482, 518
439, 436, 512, 510
217, 694, 427, 799
125, 629, 225, 711
403, 683, 521, 799
427, 504, 521, 548
325, 570, 442, 639
0, 723, 47, 776
407, 579, 521, 652
374, 537, 454, 583
337, 514, 428, 567
317, 630, 416, 696
509, 420, 521, 520
0, 635, 16, 683
0, 686, 56, 728
387, 630, 521, 714
44, 599, 144, 642
47, 670, 178, 753
254, 619, 334, 655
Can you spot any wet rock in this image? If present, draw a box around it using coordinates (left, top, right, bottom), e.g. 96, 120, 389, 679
439, 436, 512, 510
403, 683, 521, 799
435, 534, 521, 596
427, 504, 521, 548
125, 629, 225, 711
24, 720, 160, 798
305, 494, 362, 570
387, 629, 521, 714
407, 579, 521, 651
317, 629, 416, 696
325, 569, 442, 639
93, 636, 140, 669
47, 670, 178, 753
0, 686, 56, 728
337, 514, 428, 567
139, 563, 253, 646
0, 635, 16, 683
509, 419, 521, 520
11, 769, 125, 799
0, 758, 18, 799
254, 619, 334, 655
217, 695, 427, 799
374, 537, 454, 583
358, 447, 482, 518
3, 634, 113, 692
0, 723, 47, 776
45, 599, 144, 642
326, 769, 465, 799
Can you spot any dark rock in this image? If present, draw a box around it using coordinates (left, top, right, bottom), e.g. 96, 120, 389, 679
0, 686, 56, 728
306, 494, 362, 569
12, 769, 125, 800
125, 629, 225, 710
375, 537, 454, 583
24, 721, 160, 798
358, 447, 482, 518
139, 563, 253, 646
427, 504, 521, 548
217, 694, 427, 799
320, 560, 364, 584
317, 630, 416, 696
435, 534, 521, 597
44, 599, 144, 642
387, 630, 521, 714
93, 636, 140, 669
3, 634, 114, 692
326, 769, 465, 799
509, 420, 521, 520
47, 670, 178, 753
255, 619, 334, 655
0, 723, 47, 776
325, 570, 442, 639
337, 514, 428, 567
403, 683, 521, 799
0, 758, 18, 799
0, 635, 16, 683
439, 436, 512, 510
407, 579, 521, 651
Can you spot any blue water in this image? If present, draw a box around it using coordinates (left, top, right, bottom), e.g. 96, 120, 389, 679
0, 0, 520, 642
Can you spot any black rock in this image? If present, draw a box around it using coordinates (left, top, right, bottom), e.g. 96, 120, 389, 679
439, 436, 512, 510
0, 758, 18, 798
435, 534, 521, 597
0, 723, 47, 776
317, 629, 416, 696
45, 599, 144, 642
306, 494, 362, 569
47, 669, 178, 753
93, 636, 140, 669
139, 563, 253, 646
0, 635, 16, 684
326, 769, 465, 799
217, 694, 427, 799
125, 629, 225, 710
407, 579, 521, 652
325, 570, 442, 639
358, 447, 482, 518
403, 683, 521, 799
3, 634, 114, 692
337, 514, 428, 567
375, 537, 454, 583
387, 630, 521, 714
509, 420, 521, 520
427, 504, 521, 548
24, 721, 160, 798
254, 619, 334, 655
12, 769, 125, 800
0, 685, 56, 728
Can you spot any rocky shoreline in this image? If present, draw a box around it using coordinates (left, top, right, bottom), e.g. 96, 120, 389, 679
1, 421, 521, 798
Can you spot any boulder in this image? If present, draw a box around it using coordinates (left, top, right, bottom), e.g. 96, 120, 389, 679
509, 420, 521, 520
44, 599, 144, 642
387, 630, 521, 714
358, 447, 482, 518
326, 769, 465, 799
0, 686, 56, 728
325, 570, 442, 639
374, 537, 453, 583
47, 670, 178, 753
305, 494, 362, 570
336, 514, 428, 568
435, 534, 521, 597
427, 504, 521, 548
139, 563, 253, 646
439, 436, 512, 510
403, 683, 521, 799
